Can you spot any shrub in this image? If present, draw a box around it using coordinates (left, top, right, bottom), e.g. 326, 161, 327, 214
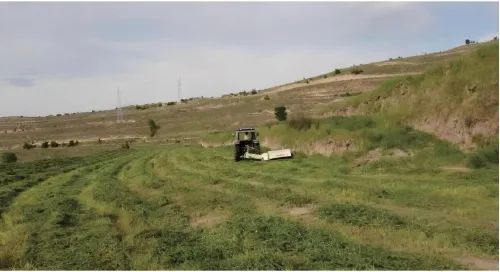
351, 68, 363, 75
467, 143, 499, 168
122, 141, 130, 149
288, 116, 313, 131
274, 106, 287, 121
334, 69, 341, 75
1, 152, 17, 164
251, 89, 257, 95
41, 141, 49, 148
23, 142, 36, 149
50, 141, 59, 148
167, 101, 176, 106
264, 95, 270, 100
68, 140, 76, 147
148, 119, 160, 137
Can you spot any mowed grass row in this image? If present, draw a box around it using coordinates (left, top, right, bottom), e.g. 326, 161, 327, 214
0, 144, 497, 269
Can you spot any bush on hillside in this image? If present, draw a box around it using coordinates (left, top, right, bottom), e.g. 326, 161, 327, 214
251, 89, 258, 95
274, 106, 287, 121
68, 140, 79, 147
167, 101, 176, 106
264, 95, 270, 101
50, 141, 59, 148
23, 142, 36, 150
1, 152, 17, 164
41, 141, 49, 148
334, 69, 341, 75
288, 116, 313, 131
467, 143, 499, 169
351, 68, 364, 75
148, 119, 160, 137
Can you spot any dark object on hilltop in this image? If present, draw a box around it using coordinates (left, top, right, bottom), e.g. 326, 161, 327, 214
1, 152, 17, 164
50, 141, 59, 148
41, 141, 49, 148
148, 119, 160, 137
334, 69, 341, 75
274, 106, 287, 121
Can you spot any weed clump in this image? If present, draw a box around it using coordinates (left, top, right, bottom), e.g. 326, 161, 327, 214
467, 142, 498, 168
316, 203, 407, 228
288, 116, 313, 131
1, 152, 17, 164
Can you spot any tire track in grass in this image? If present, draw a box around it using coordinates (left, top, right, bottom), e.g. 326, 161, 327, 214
0, 151, 135, 269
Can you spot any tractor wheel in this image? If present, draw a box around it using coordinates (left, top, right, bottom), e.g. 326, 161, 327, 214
234, 147, 241, 162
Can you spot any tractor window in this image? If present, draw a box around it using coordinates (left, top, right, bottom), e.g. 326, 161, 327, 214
238, 131, 256, 141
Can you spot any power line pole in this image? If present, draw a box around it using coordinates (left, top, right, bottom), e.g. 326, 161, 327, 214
177, 77, 182, 102
116, 88, 124, 123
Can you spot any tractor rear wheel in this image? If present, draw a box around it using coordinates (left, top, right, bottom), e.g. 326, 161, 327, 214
234, 147, 241, 162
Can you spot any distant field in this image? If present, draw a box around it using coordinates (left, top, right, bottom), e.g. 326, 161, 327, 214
0, 142, 497, 269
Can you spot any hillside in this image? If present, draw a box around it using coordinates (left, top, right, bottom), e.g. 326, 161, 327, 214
0, 41, 495, 156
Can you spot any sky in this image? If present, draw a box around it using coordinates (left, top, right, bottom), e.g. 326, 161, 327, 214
0, 2, 498, 117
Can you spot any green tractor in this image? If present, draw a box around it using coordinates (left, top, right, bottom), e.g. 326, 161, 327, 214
234, 128, 260, 161
234, 128, 292, 162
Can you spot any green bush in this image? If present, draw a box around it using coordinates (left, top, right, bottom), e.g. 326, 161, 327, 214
1, 152, 17, 164
351, 68, 363, 75
148, 119, 160, 137
274, 106, 287, 121
467, 143, 499, 168
334, 69, 341, 75
288, 116, 313, 131
23, 142, 36, 150
68, 140, 79, 147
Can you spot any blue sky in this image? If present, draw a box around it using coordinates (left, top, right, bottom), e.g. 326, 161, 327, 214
0, 2, 498, 117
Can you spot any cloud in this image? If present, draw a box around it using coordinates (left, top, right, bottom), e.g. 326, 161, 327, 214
5, 77, 35, 87
0, 2, 497, 116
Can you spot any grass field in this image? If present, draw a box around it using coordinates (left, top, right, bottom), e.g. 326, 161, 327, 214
0, 140, 497, 269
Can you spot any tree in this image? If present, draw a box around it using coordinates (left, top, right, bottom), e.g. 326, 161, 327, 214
465, 39, 470, 45
334, 69, 341, 75
1, 152, 17, 164
148, 119, 160, 137
274, 106, 287, 121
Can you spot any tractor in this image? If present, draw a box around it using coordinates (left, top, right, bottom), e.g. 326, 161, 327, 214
234, 128, 292, 161
234, 128, 260, 161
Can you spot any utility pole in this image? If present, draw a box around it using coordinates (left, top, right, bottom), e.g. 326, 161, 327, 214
177, 77, 182, 102
116, 88, 124, 123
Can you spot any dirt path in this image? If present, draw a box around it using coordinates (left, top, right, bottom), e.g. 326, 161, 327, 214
265, 72, 422, 95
